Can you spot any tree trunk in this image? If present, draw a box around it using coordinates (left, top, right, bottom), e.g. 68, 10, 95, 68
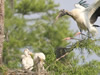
0, 0, 4, 64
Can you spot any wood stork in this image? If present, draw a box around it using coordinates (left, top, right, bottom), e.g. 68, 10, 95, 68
33, 52, 46, 62
29, 52, 46, 71
56, 0, 100, 38
21, 49, 34, 71
34, 53, 46, 71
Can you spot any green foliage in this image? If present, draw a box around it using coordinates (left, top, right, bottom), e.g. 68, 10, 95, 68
4, 1, 28, 68
70, 60, 100, 75
3, 0, 100, 75
16, 0, 31, 14
0, 65, 8, 74
16, 0, 59, 14
74, 39, 100, 56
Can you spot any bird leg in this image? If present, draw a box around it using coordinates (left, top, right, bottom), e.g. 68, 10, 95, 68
63, 37, 72, 40
63, 31, 91, 41
78, 29, 91, 39
63, 37, 80, 40
87, 29, 91, 38
78, 29, 85, 39
74, 32, 81, 36
75, 31, 90, 39
63, 32, 81, 41
63, 31, 86, 41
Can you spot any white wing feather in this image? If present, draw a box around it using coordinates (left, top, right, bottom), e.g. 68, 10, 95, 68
34, 52, 45, 61
85, 0, 100, 19
74, 4, 85, 10
81, 0, 100, 36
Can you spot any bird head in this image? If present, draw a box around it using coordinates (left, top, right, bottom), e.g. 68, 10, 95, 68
24, 49, 30, 54
56, 9, 67, 21
24, 49, 33, 57
28, 51, 33, 55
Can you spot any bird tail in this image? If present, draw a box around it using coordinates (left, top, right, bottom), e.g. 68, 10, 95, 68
93, 25, 100, 27
89, 27, 98, 37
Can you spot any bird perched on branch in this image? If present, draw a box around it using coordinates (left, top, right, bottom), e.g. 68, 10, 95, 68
33, 53, 45, 63
21, 49, 34, 71
30, 52, 46, 70
56, 0, 100, 38
28, 51, 46, 71
34, 52, 46, 71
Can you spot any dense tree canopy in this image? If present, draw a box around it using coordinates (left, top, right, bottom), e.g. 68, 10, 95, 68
1, 0, 100, 75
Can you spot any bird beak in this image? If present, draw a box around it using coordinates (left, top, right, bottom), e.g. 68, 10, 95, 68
29, 52, 33, 55
55, 15, 60, 21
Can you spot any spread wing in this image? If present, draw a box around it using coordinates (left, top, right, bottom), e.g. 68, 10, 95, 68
90, 7, 100, 24
78, 0, 89, 8
84, 0, 100, 24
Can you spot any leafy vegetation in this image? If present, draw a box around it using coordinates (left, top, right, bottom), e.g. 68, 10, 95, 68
2, 0, 100, 75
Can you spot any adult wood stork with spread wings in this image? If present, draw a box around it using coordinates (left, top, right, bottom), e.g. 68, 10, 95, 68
56, 0, 100, 38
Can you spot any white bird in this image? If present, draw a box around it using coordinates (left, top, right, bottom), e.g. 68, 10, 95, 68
29, 52, 46, 71
56, 0, 100, 37
21, 49, 34, 71
33, 52, 46, 62
34, 52, 46, 71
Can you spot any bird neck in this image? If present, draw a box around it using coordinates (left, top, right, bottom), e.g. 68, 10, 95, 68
65, 10, 73, 17
70, 9, 80, 21
24, 51, 30, 57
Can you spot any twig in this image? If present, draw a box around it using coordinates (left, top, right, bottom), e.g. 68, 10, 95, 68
46, 38, 97, 70
46, 41, 77, 70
